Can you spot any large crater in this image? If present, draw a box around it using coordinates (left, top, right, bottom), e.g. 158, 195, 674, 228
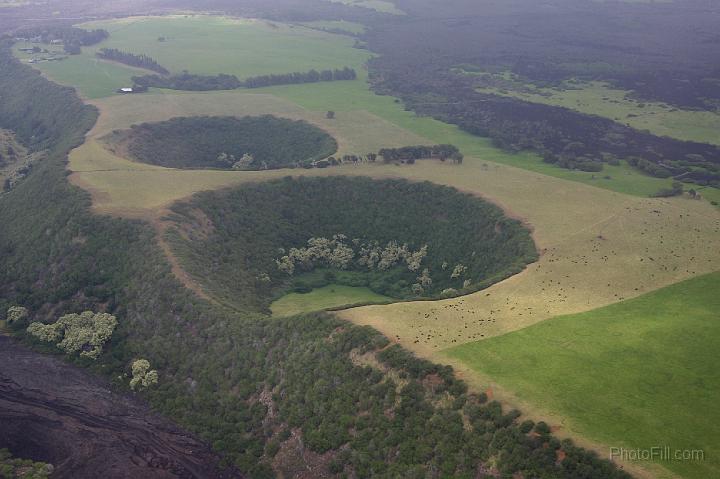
104, 115, 338, 170
165, 176, 538, 314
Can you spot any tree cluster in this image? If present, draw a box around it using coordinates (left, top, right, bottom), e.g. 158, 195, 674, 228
275, 235, 430, 294
96, 48, 169, 75
131, 67, 357, 91
0, 449, 53, 478
132, 72, 242, 91
244, 66, 357, 88
27, 311, 117, 359
130, 359, 159, 390
378, 144, 463, 164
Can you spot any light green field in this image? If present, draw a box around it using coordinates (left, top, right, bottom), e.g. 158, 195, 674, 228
446, 272, 720, 479
15, 15, 372, 99
271, 285, 392, 317
327, 0, 404, 15
476, 80, 720, 145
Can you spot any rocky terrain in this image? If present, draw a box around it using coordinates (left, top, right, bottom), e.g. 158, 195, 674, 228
0, 336, 241, 479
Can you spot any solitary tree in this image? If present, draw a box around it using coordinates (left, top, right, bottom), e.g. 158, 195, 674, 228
6, 306, 28, 324
326, 111, 336, 119
130, 359, 159, 390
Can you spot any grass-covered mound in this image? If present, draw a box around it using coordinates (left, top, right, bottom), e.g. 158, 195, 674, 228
166, 176, 537, 312
109, 115, 337, 170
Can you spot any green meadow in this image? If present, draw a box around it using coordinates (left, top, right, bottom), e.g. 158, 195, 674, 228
447, 272, 720, 479
15, 15, 371, 99
270, 284, 392, 317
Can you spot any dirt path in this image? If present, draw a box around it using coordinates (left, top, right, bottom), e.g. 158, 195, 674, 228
152, 213, 216, 304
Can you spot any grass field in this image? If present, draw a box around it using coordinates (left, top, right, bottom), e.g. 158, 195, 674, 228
270, 284, 392, 317
475, 80, 720, 145
15, 15, 372, 99
446, 272, 720, 479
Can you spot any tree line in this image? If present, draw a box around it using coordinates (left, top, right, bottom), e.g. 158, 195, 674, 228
96, 48, 169, 75
131, 66, 357, 91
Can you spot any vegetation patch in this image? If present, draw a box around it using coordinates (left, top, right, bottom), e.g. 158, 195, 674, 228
106, 115, 338, 170
0, 449, 53, 478
270, 284, 392, 317
15, 16, 373, 99
132, 66, 357, 91
166, 176, 537, 312
96, 48, 169, 74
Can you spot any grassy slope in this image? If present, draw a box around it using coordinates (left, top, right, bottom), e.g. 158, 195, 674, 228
446, 272, 720, 479
270, 284, 392, 317
15, 15, 372, 99
476, 81, 720, 145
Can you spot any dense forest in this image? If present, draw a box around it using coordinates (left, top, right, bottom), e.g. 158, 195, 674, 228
0, 44, 631, 478
165, 176, 537, 309
96, 48, 169, 75
364, 0, 720, 188
132, 66, 357, 91
113, 115, 337, 170
370, 65, 720, 186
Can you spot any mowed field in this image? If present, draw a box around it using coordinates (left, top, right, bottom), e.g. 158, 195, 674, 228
15, 15, 372, 99
447, 272, 720, 479
476, 80, 720, 146
37, 15, 720, 479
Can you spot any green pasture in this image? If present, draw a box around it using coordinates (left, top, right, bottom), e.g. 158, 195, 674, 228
447, 272, 720, 479
270, 284, 392, 317
15, 15, 371, 99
